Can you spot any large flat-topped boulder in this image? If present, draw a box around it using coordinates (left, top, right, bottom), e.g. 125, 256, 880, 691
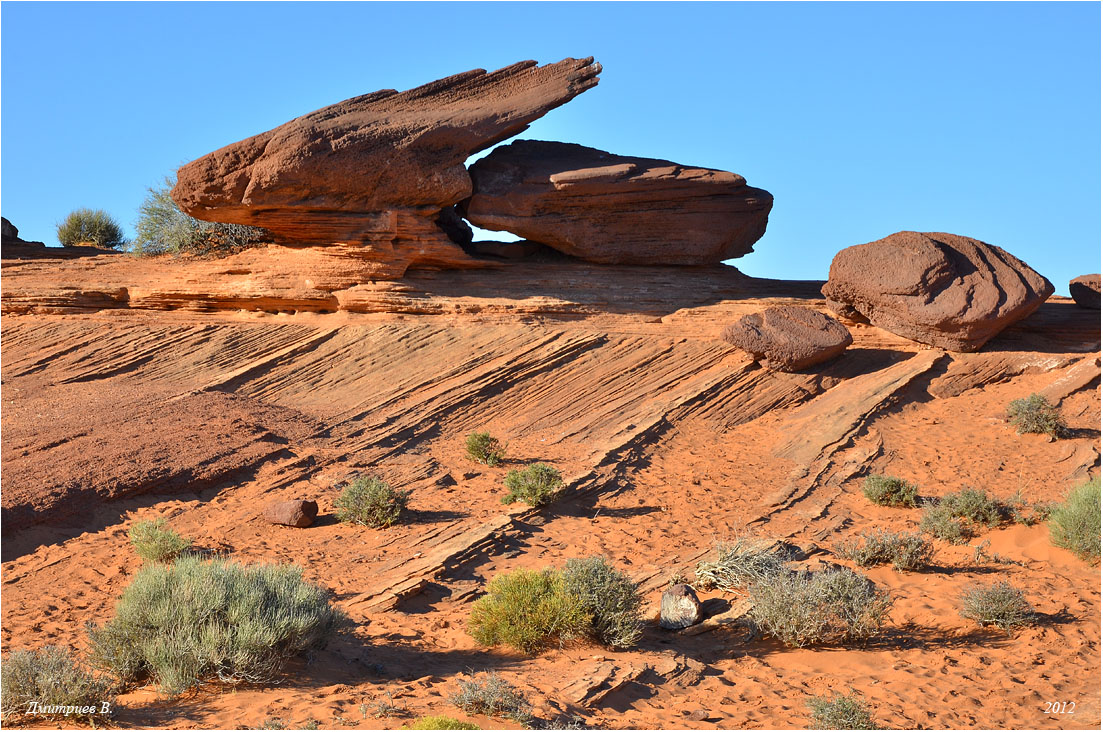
822, 231, 1054, 352
171, 58, 600, 277
460, 140, 773, 265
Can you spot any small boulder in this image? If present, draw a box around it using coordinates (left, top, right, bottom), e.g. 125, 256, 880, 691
263, 499, 318, 528
660, 583, 703, 630
723, 306, 852, 371
1069, 275, 1100, 309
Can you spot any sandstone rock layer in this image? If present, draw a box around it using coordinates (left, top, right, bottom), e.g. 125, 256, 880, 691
822, 231, 1054, 352
461, 140, 773, 265
723, 306, 852, 371
1070, 275, 1101, 310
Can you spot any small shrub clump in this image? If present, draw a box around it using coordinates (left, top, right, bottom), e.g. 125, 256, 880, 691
861, 475, 919, 507
749, 567, 893, 648
468, 568, 589, 654
960, 581, 1034, 634
502, 463, 562, 507
0, 646, 115, 722
1049, 477, 1101, 562
465, 431, 505, 467
56, 208, 126, 248
838, 530, 934, 572
920, 488, 1008, 544
562, 556, 644, 649
405, 716, 480, 730
449, 673, 532, 724
128, 518, 191, 563
807, 691, 879, 730
1007, 394, 1066, 438
335, 476, 410, 528
87, 556, 345, 694
132, 176, 268, 256
694, 536, 787, 591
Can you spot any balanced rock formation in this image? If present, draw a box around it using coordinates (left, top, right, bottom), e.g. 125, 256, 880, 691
1069, 275, 1100, 310
724, 306, 852, 371
263, 499, 318, 528
660, 583, 703, 630
172, 58, 601, 280
822, 231, 1054, 352
461, 140, 773, 265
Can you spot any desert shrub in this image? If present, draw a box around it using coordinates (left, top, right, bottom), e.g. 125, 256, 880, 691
695, 536, 788, 591
468, 568, 589, 654
502, 463, 562, 507
960, 581, 1034, 634
920, 488, 1009, 544
749, 567, 893, 647
335, 476, 410, 528
919, 502, 972, 544
838, 530, 934, 571
56, 208, 126, 248
861, 475, 918, 507
128, 518, 191, 563
406, 716, 480, 730
87, 556, 345, 694
1049, 477, 1101, 562
807, 691, 879, 730
132, 176, 268, 257
465, 431, 505, 467
449, 673, 532, 724
562, 556, 644, 649
0, 646, 115, 721
1007, 394, 1066, 438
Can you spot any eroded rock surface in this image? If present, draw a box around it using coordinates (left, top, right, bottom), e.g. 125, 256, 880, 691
1070, 275, 1101, 310
723, 306, 852, 371
822, 231, 1054, 352
462, 140, 773, 265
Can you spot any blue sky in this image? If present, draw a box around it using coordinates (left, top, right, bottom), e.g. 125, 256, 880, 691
2, 2, 1099, 293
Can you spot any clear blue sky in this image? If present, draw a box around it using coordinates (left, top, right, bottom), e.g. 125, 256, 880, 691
2, 2, 1099, 293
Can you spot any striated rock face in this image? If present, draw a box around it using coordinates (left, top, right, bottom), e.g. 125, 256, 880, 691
1070, 275, 1101, 310
723, 306, 852, 371
171, 58, 601, 279
461, 140, 773, 265
822, 231, 1054, 352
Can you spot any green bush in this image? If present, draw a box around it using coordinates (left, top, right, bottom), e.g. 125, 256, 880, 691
335, 477, 410, 528
1049, 477, 1100, 561
448, 673, 532, 724
87, 556, 345, 694
695, 536, 787, 591
56, 208, 126, 248
0, 646, 115, 721
562, 556, 644, 649
749, 567, 893, 648
920, 488, 1009, 544
406, 716, 480, 730
128, 518, 191, 563
468, 568, 589, 654
807, 692, 879, 730
502, 463, 562, 507
919, 503, 972, 544
861, 475, 918, 507
838, 530, 934, 572
465, 432, 505, 467
960, 581, 1034, 635
132, 176, 268, 257
1007, 394, 1066, 438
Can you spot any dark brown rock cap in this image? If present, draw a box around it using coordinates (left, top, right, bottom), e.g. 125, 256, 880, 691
724, 306, 852, 371
1069, 275, 1100, 309
264, 499, 318, 528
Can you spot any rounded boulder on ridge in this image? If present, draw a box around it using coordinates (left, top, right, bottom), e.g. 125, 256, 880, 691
723, 306, 852, 371
1069, 275, 1100, 309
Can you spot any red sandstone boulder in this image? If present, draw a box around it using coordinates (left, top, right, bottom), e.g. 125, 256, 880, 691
1069, 275, 1100, 310
460, 140, 773, 265
723, 306, 852, 371
660, 583, 703, 630
822, 232, 1054, 352
263, 499, 318, 528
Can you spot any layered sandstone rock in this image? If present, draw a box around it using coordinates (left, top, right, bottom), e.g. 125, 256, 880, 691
723, 306, 852, 371
1070, 275, 1100, 310
171, 58, 601, 280
461, 140, 773, 265
822, 231, 1054, 352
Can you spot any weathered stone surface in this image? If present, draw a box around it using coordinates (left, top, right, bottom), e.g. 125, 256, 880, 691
822, 231, 1054, 352
461, 140, 773, 265
467, 240, 547, 260
171, 58, 600, 280
1069, 275, 1100, 310
263, 499, 318, 528
723, 306, 852, 371
660, 583, 703, 630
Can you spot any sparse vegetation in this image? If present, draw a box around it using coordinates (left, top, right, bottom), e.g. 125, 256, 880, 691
405, 716, 480, 730
128, 518, 192, 563
335, 476, 410, 528
132, 176, 268, 256
1048, 477, 1100, 562
502, 463, 562, 507
807, 691, 879, 730
468, 568, 590, 654
562, 556, 644, 649
56, 208, 126, 248
861, 474, 919, 507
87, 556, 345, 694
0, 646, 115, 722
694, 536, 787, 591
1007, 394, 1066, 438
465, 431, 505, 467
838, 530, 934, 571
449, 673, 533, 724
960, 581, 1034, 634
920, 488, 1009, 544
